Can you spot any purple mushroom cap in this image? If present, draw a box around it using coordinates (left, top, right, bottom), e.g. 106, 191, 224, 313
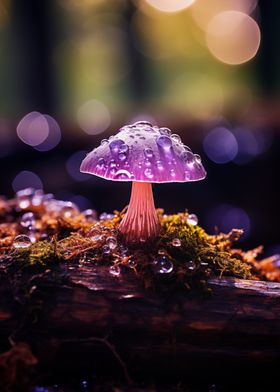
80, 121, 206, 183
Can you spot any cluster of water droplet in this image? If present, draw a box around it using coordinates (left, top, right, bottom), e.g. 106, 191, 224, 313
9, 187, 207, 284
11, 188, 100, 251
81, 120, 206, 182
84, 223, 133, 276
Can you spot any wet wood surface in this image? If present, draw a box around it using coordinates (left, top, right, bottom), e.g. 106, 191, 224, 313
1, 264, 280, 386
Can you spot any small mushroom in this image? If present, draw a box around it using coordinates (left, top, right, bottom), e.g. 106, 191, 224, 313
80, 121, 206, 243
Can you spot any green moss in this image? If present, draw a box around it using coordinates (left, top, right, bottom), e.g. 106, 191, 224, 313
2, 209, 259, 293
160, 213, 252, 280
12, 240, 56, 266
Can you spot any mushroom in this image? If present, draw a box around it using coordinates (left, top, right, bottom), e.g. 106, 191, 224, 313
80, 121, 206, 243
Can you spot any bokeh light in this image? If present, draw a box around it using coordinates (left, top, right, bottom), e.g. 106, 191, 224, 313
206, 11, 261, 65
144, 0, 195, 14
34, 115, 61, 152
192, 0, 258, 30
203, 127, 238, 163
17, 112, 49, 146
12, 171, 43, 193
77, 99, 111, 135
205, 204, 251, 240
66, 150, 92, 181
233, 127, 273, 164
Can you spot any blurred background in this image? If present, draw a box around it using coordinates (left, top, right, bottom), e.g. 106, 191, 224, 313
0, 0, 279, 254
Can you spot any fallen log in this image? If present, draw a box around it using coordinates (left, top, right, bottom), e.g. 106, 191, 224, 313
1, 264, 280, 390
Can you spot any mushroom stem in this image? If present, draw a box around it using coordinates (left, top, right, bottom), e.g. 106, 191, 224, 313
119, 181, 160, 243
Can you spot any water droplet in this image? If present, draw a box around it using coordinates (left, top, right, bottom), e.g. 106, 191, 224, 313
102, 245, 111, 254
18, 198, 31, 209
61, 202, 78, 218
83, 209, 97, 221
209, 384, 218, 392
101, 139, 108, 145
43, 193, 53, 201
156, 135, 172, 149
184, 171, 191, 180
181, 151, 194, 163
156, 160, 164, 170
114, 169, 131, 180
144, 168, 153, 179
144, 158, 152, 167
40, 233, 48, 240
272, 259, 280, 268
118, 153, 127, 161
20, 212, 36, 228
170, 169, 176, 177
109, 139, 124, 153
133, 120, 153, 127
109, 159, 117, 168
13, 235, 32, 249
91, 234, 104, 242
32, 190, 44, 206
109, 265, 121, 276
139, 136, 146, 140
119, 245, 129, 257
100, 212, 115, 220
97, 158, 105, 169
109, 167, 117, 176
129, 135, 135, 139
44, 199, 65, 213
28, 229, 37, 243
171, 134, 181, 143
34, 387, 50, 392
186, 260, 196, 271
144, 147, 154, 158
81, 379, 88, 390
172, 238, 181, 247
16, 188, 35, 198
119, 143, 129, 153
106, 236, 117, 250
159, 127, 172, 136
187, 214, 198, 226
127, 257, 136, 268
16, 189, 35, 209
184, 145, 192, 152
152, 257, 173, 274
194, 154, 202, 164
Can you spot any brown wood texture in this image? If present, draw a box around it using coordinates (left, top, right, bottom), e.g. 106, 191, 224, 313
1, 264, 280, 385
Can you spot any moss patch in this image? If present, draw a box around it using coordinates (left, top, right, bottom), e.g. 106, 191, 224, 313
0, 193, 277, 292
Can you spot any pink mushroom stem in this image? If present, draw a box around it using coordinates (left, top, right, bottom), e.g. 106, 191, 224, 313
119, 181, 160, 243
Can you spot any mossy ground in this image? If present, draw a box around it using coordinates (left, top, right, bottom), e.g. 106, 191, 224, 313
1, 193, 277, 293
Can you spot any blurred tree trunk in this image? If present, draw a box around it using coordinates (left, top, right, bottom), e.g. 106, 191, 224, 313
10, 0, 56, 114
258, 0, 280, 96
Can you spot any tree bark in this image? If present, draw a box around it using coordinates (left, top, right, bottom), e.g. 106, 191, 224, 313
1, 264, 280, 387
